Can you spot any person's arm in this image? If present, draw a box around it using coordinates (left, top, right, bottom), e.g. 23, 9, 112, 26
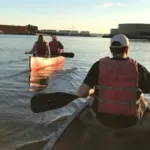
57, 41, 64, 53
138, 63, 150, 93
77, 61, 99, 97
77, 84, 94, 98
45, 44, 50, 57
25, 43, 36, 54
58, 41, 64, 49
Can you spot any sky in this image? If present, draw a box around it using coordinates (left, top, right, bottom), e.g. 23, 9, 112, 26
0, 0, 150, 33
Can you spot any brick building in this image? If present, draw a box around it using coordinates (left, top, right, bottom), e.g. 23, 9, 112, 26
0, 25, 29, 34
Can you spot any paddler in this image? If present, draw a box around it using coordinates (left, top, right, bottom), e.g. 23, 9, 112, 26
25, 34, 50, 57
77, 34, 150, 128
49, 36, 64, 55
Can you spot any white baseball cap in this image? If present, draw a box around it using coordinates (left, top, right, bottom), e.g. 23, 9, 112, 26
110, 34, 129, 48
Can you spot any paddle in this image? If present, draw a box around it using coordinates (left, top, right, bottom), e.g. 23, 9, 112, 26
25, 52, 74, 58
51, 52, 74, 58
31, 92, 78, 113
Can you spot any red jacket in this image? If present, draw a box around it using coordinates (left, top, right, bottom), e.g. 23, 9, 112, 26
49, 41, 63, 55
96, 57, 138, 116
36, 42, 47, 57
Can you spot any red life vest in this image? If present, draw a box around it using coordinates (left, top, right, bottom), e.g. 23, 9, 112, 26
96, 57, 138, 116
49, 41, 59, 54
36, 42, 47, 57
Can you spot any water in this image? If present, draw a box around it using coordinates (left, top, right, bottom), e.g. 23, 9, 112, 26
0, 34, 150, 150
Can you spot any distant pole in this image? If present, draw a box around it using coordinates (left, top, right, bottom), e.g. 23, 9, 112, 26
72, 26, 74, 31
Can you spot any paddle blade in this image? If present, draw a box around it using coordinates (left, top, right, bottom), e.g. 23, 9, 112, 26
60, 52, 74, 58
31, 92, 78, 113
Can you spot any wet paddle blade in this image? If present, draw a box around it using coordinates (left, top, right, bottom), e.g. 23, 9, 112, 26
31, 92, 78, 113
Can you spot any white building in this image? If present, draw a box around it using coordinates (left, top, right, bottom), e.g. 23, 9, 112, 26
69, 30, 79, 35
110, 23, 150, 36
80, 31, 90, 35
58, 30, 70, 34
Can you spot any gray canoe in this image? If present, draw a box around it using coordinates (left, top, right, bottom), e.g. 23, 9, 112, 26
16, 98, 150, 150
43, 99, 150, 150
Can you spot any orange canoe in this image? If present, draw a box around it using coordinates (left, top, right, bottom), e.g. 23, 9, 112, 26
29, 56, 65, 71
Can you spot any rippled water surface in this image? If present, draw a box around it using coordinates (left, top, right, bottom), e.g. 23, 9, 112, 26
0, 34, 150, 150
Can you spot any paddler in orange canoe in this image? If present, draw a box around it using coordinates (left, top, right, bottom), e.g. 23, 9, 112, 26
49, 36, 64, 55
25, 34, 50, 57
77, 34, 150, 128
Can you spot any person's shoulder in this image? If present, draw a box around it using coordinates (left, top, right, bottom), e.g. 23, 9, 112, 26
137, 62, 147, 71
90, 60, 99, 66
130, 58, 148, 71
90, 57, 110, 69
130, 58, 143, 67
93, 57, 110, 66
34, 41, 39, 46
90, 61, 99, 70
93, 61, 99, 66
49, 41, 53, 45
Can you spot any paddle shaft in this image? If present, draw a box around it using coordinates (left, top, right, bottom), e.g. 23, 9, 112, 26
25, 52, 74, 58
51, 52, 74, 58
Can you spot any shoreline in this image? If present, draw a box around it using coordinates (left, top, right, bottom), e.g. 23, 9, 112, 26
0, 32, 102, 38
102, 34, 150, 41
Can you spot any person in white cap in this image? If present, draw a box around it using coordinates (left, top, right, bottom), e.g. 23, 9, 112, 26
49, 36, 64, 55
77, 34, 150, 128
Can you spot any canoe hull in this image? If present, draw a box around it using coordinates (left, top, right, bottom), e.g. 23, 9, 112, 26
49, 101, 150, 150
15, 99, 150, 150
29, 56, 65, 71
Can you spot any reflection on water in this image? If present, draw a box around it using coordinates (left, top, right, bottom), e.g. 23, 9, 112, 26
1, 35, 150, 150
29, 63, 64, 91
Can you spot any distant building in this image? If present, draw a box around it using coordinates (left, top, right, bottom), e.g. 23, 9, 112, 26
47, 30, 57, 32
58, 30, 70, 33
37, 29, 58, 35
45, 30, 57, 33
110, 28, 120, 35
110, 23, 150, 36
69, 30, 79, 36
90, 33, 101, 37
38, 28, 101, 37
0, 24, 28, 34
80, 31, 90, 36
58, 30, 70, 35
0, 30, 4, 34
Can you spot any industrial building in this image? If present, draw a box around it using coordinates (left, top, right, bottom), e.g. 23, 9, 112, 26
0, 25, 28, 34
80, 31, 90, 36
110, 23, 150, 36
0, 24, 99, 37
38, 29, 91, 36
